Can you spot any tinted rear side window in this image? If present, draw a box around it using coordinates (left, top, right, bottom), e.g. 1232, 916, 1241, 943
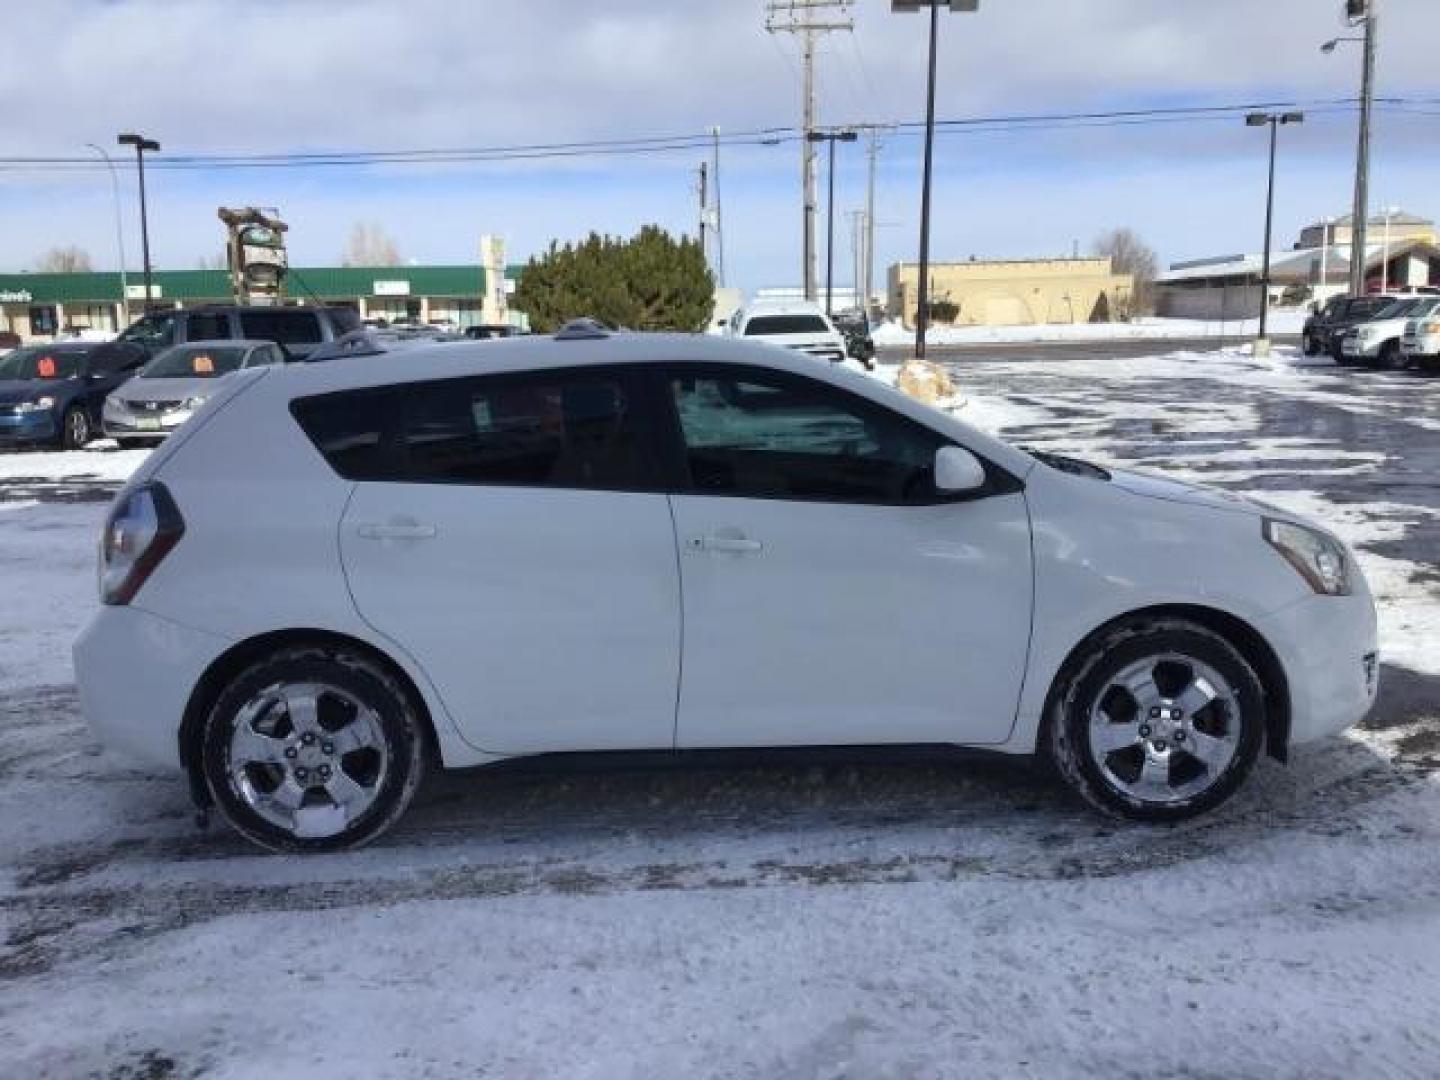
291, 368, 654, 490
241, 311, 323, 344
290, 390, 391, 480
743, 315, 831, 336
186, 312, 231, 341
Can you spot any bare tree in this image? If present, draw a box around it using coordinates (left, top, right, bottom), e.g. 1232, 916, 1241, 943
196, 253, 228, 271
36, 246, 93, 273
1092, 227, 1159, 318
341, 222, 402, 267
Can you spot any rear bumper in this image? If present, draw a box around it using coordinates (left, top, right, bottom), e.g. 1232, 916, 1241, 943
73, 605, 233, 771
1256, 585, 1379, 746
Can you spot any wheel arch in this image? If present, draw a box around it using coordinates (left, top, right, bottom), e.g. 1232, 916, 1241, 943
1039, 603, 1291, 763
178, 628, 443, 810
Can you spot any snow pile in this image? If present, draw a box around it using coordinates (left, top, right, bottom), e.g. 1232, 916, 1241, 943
872, 311, 1309, 346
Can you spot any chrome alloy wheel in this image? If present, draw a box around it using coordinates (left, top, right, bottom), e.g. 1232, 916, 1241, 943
1087, 653, 1241, 805
227, 681, 390, 839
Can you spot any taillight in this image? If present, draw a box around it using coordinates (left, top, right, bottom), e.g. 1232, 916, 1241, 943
100, 482, 184, 605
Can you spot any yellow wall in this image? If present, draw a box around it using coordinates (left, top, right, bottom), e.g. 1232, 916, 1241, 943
887, 258, 1135, 327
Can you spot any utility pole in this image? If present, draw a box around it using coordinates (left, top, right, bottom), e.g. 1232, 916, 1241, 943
697, 160, 709, 265
766, 1, 853, 301
710, 126, 726, 287
847, 209, 866, 310
1349, 0, 1377, 295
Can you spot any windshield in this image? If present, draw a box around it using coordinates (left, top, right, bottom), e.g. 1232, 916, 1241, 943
0, 346, 86, 381
744, 314, 831, 336
142, 344, 249, 379
117, 313, 177, 348
1373, 299, 1423, 319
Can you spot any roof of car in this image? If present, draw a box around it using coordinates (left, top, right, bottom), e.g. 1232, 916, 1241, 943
164, 339, 278, 349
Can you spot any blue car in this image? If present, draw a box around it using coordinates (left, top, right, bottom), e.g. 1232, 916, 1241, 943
0, 341, 148, 450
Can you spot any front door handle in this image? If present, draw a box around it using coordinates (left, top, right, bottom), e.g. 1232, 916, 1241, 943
356, 522, 438, 541
689, 534, 763, 554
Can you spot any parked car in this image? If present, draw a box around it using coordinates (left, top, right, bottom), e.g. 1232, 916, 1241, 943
1339, 296, 1440, 368
113, 304, 362, 363
728, 301, 849, 364
463, 324, 522, 340
103, 340, 290, 448
0, 340, 147, 449
1400, 309, 1440, 371
1302, 294, 1399, 359
73, 327, 1379, 851
832, 309, 877, 369
0, 330, 24, 355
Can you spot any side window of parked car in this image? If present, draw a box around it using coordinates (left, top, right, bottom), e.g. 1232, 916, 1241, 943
241, 311, 322, 345
668, 369, 945, 504
186, 312, 231, 342
398, 372, 650, 489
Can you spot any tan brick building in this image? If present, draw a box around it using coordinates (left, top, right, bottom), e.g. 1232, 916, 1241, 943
887, 257, 1134, 328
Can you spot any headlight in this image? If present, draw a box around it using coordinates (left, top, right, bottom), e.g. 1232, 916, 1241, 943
15, 396, 54, 413
1263, 518, 1351, 596
103, 397, 127, 414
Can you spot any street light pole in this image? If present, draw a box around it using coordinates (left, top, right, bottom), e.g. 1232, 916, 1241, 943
1323, 1, 1378, 295
1246, 111, 1304, 347
892, 1, 979, 360
809, 129, 857, 316
117, 132, 160, 311
84, 143, 128, 325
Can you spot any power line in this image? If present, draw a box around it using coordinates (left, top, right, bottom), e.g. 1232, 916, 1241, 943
0, 96, 1428, 173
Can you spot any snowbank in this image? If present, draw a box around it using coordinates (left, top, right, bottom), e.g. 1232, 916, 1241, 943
873, 311, 1309, 346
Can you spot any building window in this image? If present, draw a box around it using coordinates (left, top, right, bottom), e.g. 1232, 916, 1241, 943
65, 303, 117, 333
28, 306, 58, 336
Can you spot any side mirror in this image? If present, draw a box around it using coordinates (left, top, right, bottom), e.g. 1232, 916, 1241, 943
935, 445, 987, 493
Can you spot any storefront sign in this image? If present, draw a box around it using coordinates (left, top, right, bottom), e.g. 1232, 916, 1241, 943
125, 284, 163, 300
0, 289, 33, 303
373, 280, 411, 296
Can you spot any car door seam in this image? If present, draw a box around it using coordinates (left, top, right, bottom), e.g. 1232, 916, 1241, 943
664, 492, 686, 752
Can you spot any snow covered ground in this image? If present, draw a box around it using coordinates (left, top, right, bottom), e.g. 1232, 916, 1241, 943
872, 311, 1308, 346
1, 346, 1438, 1079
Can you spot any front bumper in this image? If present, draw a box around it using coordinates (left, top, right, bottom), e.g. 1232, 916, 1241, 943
1256, 583, 1379, 746
0, 410, 58, 443
103, 408, 192, 438
73, 605, 233, 771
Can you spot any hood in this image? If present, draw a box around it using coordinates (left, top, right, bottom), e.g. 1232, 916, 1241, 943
1106, 467, 1266, 517
0, 379, 70, 406
113, 376, 218, 403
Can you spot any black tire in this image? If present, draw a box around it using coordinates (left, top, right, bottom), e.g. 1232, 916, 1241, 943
60, 406, 91, 450
1378, 341, 1401, 370
1045, 617, 1266, 822
1302, 335, 1321, 357
201, 646, 427, 852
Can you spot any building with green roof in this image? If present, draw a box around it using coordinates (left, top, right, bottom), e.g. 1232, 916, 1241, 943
0, 263, 523, 343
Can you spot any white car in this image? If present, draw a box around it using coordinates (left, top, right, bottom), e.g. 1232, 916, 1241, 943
1340, 296, 1440, 368
729, 302, 849, 364
74, 326, 1379, 851
1401, 309, 1440, 371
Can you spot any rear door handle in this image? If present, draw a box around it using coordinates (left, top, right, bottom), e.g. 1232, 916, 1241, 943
689, 534, 763, 554
356, 522, 437, 541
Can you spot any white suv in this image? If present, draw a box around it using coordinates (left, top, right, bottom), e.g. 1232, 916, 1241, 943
74, 326, 1378, 850
730, 302, 849, 364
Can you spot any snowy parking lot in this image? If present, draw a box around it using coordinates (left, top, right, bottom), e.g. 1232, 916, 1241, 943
2, 345, 1438, 1078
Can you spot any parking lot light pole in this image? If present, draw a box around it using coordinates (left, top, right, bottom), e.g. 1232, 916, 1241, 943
84, 143, 128, 323
1323, 0, 1378, 296
808, 129, 858, 315
117, 132, 160, 311
892, 0, 979, 361
1246, 111, 1304, 349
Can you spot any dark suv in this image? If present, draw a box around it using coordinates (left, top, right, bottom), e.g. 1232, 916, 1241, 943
1302, 294, 1403, 358
114, 304, 362, 362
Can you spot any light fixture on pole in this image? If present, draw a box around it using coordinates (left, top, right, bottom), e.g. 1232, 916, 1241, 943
891, 0, 979, 361
84, 143, 128, 326
1322, 0, 1378, 296
808, 128, 858, 315
117, 132, 160, 310
1245, 110, 1304, 350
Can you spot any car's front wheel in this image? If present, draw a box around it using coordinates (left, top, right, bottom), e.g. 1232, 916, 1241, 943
201, 646, 427, 852
60, 406, 91, 450
1046, 618, 1265, 822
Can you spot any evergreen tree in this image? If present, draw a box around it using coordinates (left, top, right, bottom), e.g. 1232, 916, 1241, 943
514, 227, 714, 333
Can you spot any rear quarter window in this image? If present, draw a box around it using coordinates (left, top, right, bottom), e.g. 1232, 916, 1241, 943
241, 311, 323, 344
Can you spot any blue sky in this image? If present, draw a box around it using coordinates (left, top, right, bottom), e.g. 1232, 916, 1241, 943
1, 0, 1436, 295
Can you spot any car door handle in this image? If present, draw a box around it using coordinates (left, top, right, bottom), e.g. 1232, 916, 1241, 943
689, 534, 763, 554
356, 522, 437, 541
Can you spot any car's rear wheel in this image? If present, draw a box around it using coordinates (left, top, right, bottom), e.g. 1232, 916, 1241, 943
60, 406, 91, 450
1303, 335, 1321, 356
1378, 341, 1402, 370
1046, 618, 1265, 822
201, 646, 426, 852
